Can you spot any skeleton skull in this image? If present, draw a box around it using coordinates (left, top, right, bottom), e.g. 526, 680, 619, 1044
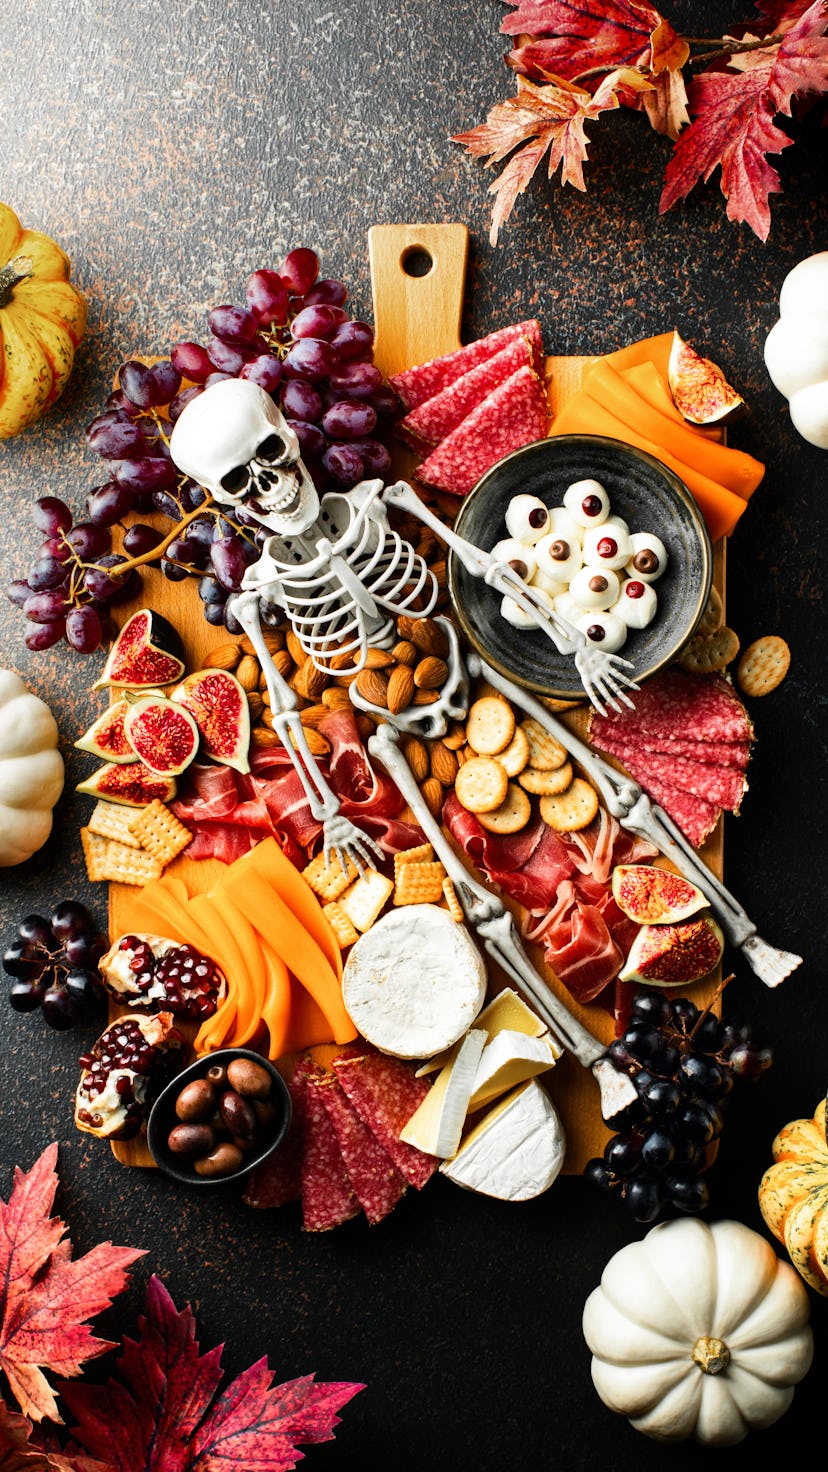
169, 378, 320, 533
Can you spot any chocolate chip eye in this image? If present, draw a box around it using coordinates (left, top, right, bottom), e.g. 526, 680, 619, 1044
220, 464, 250, 494
256, 433, 289, 465
634, 549, 659, 574
589, 575, 608, 593
528, 506, 548, 530
550, 539, 570, 561
587, 623, 606, 642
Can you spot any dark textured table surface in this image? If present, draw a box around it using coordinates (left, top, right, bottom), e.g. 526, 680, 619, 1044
1, 2, 826, 1466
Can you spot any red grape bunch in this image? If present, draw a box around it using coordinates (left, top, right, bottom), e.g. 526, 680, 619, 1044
3, 900, 108, 1030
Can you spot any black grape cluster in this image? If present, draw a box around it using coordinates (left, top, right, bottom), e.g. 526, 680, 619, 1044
7, 248, 399, 651
3, 900, 108, 1030
584, 989, 772, 1223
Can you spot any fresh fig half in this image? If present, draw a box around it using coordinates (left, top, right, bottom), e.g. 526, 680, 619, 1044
75, 698, 134, 763
611, 864, 708, 925
123, 693, 200, 777
76, 759, 177, 807
619, 916, 724, 987
171, 668, 251, 774
94, 609, 186, 691
668, 331, 745, 426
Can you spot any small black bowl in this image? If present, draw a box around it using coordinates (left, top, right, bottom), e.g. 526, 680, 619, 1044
147, 1047, 291, 1187
447, 434, 712, 700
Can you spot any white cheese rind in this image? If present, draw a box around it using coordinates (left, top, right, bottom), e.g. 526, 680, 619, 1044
415, 987, 547, 1077
440, 1080, 566, 1201
341, 905, 487, 1058
400, 1029, 487, 1158
467, 1029, 562, 1111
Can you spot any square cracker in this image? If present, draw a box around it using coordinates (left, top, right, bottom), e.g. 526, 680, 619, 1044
129, 799, 192, 864
339, 869, 394, 932
88, 800, 142, 848
302, 852, 358, 902
393, 860, 447, 906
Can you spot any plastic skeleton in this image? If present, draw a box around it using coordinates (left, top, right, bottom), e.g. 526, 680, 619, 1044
169, 378, 440, 873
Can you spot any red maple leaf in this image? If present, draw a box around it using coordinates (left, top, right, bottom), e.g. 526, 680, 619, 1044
0, 1400, 113, 1472
660, 0, 828, 240
60, 1276, 364, 1472
0, 1147, 143, 1426
504, 0, 690, 85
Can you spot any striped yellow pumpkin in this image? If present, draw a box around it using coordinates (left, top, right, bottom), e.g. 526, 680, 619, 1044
759, 1098, 828, 1296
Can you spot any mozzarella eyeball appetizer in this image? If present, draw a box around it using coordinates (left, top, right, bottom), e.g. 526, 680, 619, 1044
505, 494, 550, 545
553, 591, 586, 628
490, 537, 537, 582
530, 566, 568, 599
563, 478, 610, 528
533, 529, 582, 583
575, 609, 628, 653
569, 565, 621, 612
625, 531, 668, 582
546, 504, 584, 546
582, 521, 633, 571
500, 593, 541, 629
614, 578, 658, 629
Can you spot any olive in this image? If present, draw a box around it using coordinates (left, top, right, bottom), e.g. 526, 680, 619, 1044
253, 1098, 278, 1127
174, 1078, 216, 1121
167, 1122, 215, 1156
227, 1057, 272, 1098
219, 1089, 256, 1139
194, 1142, 245, 1177
206, 1063, 228, 1088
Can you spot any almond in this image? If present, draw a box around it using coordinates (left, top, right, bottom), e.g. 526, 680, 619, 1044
430, 560, 447, 590
288, 725, 331, 757
430, 741, 459, 786
321, 686, 353, 710
246, 691, 264, 722
421, 777, 444, 820
355, 714, 376, 741
391, 639, 418, 668
411, 617, 449, 659
242, 629, 285, 655
235, 654, 260, 692
203, 642, 241, 671
286, 629, 306, 667
365, 647, 396, 669
251, 727, 280, 747
443, 721, 468, 751
301, 657, 330, 700
273, 649, 294, 680
395, 614, 418, 641
401, 735, 430, 784
386, 663, 416, 715
297, 702, 330, 728
330, 648, 356, 671
355, 668, 389, 707
413, 655, 448, 690
413, 687, 440, 705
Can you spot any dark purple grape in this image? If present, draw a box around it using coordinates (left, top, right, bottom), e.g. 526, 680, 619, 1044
246, 269, 289, 326
648, 1042, 681, 1077
160, 557, 190, 583
675, 1099, 716, 1145
122, 523, 164, 556
283, 337, 337, 381
3, 941, 44, 979
286, 419, 327, 459
604, 1134, 643, 1177
239, 354, 284, 394
148, 360, 182, 404
112, 456, 177, 493
624, 1173, 663, 1222
583, 1158, 614, 1192
203, 599, 227, 625
42, 986, 80, 1030
24, 619, 66, 651
183, 516, 218, 552
721, 1017, 753, 1049
692, 1013, 724, 1053
330, 320, 374, 362
169, 385, 205, 420
179, 480, 208, 511
23, 590, 72, 624
86, 414, 148, 460
50, 900, 95, 941
33, 496, 73, 536
630, 990, 672, 1027
323, 443, 365, 487
64, 967, 105, 1010
17, 915, 54, 947
208, 304, 260, 346
672, 1136, 705, 1170
65, 606, 103, 654
671, 998, 699, 1033
223, 602, 243, 635
281, 248, 319, 295
83, 555, 139, 604
171, 341, 214, 382
328, 361, 382, 399
64, 931, 107, 966
151, 489, 183, 519
9, 979, 45, 1013
28, 555, 70, 592
369, 384, 401, 419
349, 438, 391, 476
291, 304, 338, 340
206, 336, 255, 375
303, 279, 348, 308
65, 522, 111, 559
198, 574, 226, 606
678, 1054, 724, 1097
166, 535, 208, 570
210, 535, 249, 590
641, 1076, 682, 1116
321, 400, 377, 440
281, 379, 323, 421
606, 1038, 637, 1072
665, 1171, 710, 1214
85, 481, 135, 527
622, 1021, 661, 1063
7, 579, 33, 608
641, 1129, 676, 1170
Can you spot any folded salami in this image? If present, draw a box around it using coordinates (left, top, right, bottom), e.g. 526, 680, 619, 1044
590, 669, 754, 747
331, 1047, 439, 1189
592, 740, 747, 814
390, 319, 543, 410
605, 732, 752, 769
398, 334, 536, 446
316, 1071, 408, 1225
415, 364, 549, 497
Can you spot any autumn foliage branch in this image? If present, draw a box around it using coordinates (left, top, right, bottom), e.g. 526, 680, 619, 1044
453, 0, 828, 243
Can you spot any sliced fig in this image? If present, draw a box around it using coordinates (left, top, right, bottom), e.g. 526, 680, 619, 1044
75, 1011, 183, 1140
123, 693, 200, 777
619, 916, 724, 987
668, 331, 745, 425
94, 609, 186, 691
76, 759, 177, 807
75, 698, 134, 762
100, 933, 226, 1019
611, 864, 708, 925
171, 668, 251, 774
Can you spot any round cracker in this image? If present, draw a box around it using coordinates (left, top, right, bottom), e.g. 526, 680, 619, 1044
519, 717, 567, 771
454, 756, 509, 814
497, 724, 530, 778
677, 625, 740, 674
518, 760, 574, 796
696, 585, 724, 638
477, 783, 532, 835
736, 635, 791, 697
539, 777, 599, 832
465, 695, 515, 756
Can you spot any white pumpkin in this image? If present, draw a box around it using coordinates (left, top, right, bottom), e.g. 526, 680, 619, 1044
0, 669, 64, 866
764, 251, 828, 448
582, 1217, 813, 1446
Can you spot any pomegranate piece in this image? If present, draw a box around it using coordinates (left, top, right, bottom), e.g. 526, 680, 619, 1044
75, 1011, 183, 1140
99, 933, 226, 1019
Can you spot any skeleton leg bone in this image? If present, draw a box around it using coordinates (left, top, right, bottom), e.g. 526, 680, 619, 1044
229, 590, 384, 876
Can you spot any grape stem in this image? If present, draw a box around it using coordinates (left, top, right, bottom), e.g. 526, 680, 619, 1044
0, 255, 34, 307
88, 495, 217, 577
686, 974, 734, 1051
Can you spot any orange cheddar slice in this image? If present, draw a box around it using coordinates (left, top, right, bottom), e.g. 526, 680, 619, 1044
605, 331, 676, 378
283, 975, 341, 1053
621, 362, 723, 441
257, 934, 292, 1060
233, 837, 343, 982
187, 892, 244, 1050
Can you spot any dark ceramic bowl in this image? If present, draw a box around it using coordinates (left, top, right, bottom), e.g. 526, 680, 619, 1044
147, 1047, 291, 1187
447, 435, 713, 701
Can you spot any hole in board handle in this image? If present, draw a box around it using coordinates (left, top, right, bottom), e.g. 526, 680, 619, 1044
401, 246, 434, 278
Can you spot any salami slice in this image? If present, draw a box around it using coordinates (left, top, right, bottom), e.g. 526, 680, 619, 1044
300, 1062, 361, 1231
398, 336, 536, 447
242, 1067, 306, 1209
600, 732, 752, 769
331, 1047, 438, 1190
415, 365, 549, 497
390, 319, 543, 411
316, 1070, 408, 1225
590, 669, 753, 746
592, 740, 747, 812
618, 762, 720, 848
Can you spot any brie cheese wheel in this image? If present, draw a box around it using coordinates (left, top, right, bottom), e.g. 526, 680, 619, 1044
467, 1029, 562, 1112
400, 1029, 487, 1158
416, 987, 548, 1077
440, 1080, 566, 1200
341, 904, 487, 1058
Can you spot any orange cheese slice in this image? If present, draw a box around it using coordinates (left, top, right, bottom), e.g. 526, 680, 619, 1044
232, 837, 343, 982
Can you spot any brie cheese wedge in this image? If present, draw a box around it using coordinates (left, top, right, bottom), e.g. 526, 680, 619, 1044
399, 1029, 487, 1159
440, 1080, 566, 1201
467, 1028, 562, 1112
415, 986, 548, 1077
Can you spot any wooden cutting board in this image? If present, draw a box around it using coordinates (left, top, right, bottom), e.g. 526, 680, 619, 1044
107, 222, 724, 1173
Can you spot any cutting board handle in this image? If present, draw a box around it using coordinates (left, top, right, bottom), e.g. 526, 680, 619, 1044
369, 223, 468, 381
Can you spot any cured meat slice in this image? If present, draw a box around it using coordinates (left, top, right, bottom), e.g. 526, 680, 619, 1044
415, 365, 549, 497
618, 763, 721, 849
591, 741, 748, 812
390, 319, 543, 410
331, 1047, 438, 1190
300, 1061, 360, 1232
315, 1070, 408, 1225
242, 1066, 307, 1209
398, 335, 536, 446
590, 669, 753, 747
602, 732, 752, 769
443, 794, 576, 912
